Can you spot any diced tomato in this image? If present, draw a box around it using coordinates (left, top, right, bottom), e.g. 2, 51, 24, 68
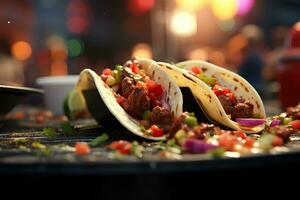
14, 112, 25, 120
130, 63, 139, 73
191, 66, 202, 75
218, 133, 238, 151
244, 137, 254, 148
102, 68, 112, 76
75, 142, 91, 155
147, 83, 163, 99
290, 120, 300, 130
116, 96, 125, 104
272, 136, 284, 146
150, 125, 164, 137
233, 130, 247, 139
108, 140, 132, 155
212, 84, 225, 96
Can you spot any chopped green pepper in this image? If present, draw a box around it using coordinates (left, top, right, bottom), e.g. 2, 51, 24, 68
184, 115, 198, 127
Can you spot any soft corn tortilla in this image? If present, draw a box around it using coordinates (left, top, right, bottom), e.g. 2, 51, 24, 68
76, 58, 183, 140
158, 60, 266, 133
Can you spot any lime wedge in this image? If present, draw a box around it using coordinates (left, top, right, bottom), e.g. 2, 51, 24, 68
63, 88, 87, 119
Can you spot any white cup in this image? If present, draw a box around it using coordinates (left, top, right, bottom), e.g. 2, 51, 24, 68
36, 75, 79, 115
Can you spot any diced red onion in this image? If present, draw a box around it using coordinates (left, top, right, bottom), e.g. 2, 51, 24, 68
270, 119, 281, 127
183, 138, 217, 153
236, 118, 265, 127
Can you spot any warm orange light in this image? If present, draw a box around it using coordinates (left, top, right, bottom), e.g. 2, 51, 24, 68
211, 0, 238, 20
50, 60, 68, 75
176, 0, 207, 11
132, 43, 153, 59
186, 48, 208, 60
170, 9, 197, 37
11, 41, 32, 61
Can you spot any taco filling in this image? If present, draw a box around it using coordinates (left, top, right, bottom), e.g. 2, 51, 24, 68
100, 58, 173, 137
188, 66, 257, 121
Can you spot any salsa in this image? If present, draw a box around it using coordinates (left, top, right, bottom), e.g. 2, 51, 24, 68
101, 58, 173, 137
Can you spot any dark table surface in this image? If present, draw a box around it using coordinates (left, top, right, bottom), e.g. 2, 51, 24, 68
1, 115, 299, 199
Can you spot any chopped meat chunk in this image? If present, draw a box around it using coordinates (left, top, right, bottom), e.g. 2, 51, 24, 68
150, 106, 172, 125
168, 112, 189, 138
287, 104, 300, 120
231, 101, 254, 120
121, 77, 136, 98
123, 87, 150, 118
217, 94, 236, 115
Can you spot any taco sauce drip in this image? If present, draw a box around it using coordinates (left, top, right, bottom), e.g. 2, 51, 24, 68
101, 58, 173, 137
190, 66, 254, 120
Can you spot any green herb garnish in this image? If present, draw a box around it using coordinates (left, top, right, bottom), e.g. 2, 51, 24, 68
89, 133, 109, 147
60, 121, 75, 135
42, 128, 58, 138
131, 141, 144, 159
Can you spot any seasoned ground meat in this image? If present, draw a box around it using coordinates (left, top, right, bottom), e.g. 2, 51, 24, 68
287, 104, 300, 120
231, 101, 254, 120
217, 95, 236, 114
269, 126, 293, 142
121, 77, 136, 98
150, 106, 173, 126
168, 112, 189, 138
192, 123, 215, 140
123, 87, 150, 118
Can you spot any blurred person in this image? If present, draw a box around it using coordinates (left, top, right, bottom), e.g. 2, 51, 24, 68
224, 34, 248, 73
0, 37, 24, 86
263, 26, 289, 81
236, 25, 266, 98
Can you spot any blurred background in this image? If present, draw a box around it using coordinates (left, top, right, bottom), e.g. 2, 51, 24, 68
0, 0, 300, 113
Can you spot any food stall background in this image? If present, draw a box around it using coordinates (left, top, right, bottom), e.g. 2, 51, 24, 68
0, 0, 299, 113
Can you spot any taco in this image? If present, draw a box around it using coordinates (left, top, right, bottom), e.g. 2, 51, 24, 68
158, 60, 266, 133
76, 58, 183, 140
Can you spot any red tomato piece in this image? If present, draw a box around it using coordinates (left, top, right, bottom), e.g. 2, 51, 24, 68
116, 96, 125, 104
149, 84, 163, 99
244, 137, 254, 148
272, 136, 284, 146
130, 63, 139, 73
290, 120, 300, 130
218, 133, 238, 151
14, 112, 25, 120
108, 140, 132, 155
233, 130, 247, 139
191, 66, 202, 74
150, 125, 164, 137
75, 142, 91, 155
102, 68, 112, 76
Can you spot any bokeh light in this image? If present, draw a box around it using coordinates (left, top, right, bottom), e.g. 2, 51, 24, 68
170, 10, 197, 37
211, 0, 238, 20
67, 15, 88, 34
237, 0, 254, 16
67, 38, 84, 58
128, 0, 155, 16
218, 19, 236, 32
132, 43, 153, 59
176, 0, 207, 11
11, 41, 32, 61
50, 60, 68, 75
